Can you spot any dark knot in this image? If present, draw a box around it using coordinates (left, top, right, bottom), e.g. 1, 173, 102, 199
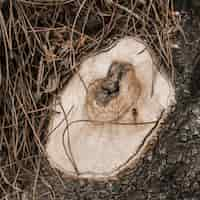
95, 61, 129, 106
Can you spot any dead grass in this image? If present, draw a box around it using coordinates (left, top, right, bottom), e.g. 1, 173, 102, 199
0, 0, 179, 199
